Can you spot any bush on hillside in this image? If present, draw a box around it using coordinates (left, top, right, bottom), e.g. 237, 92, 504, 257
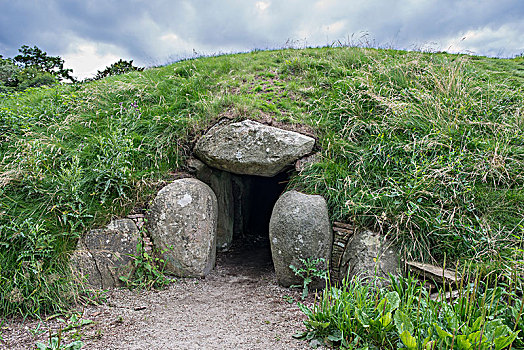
90, 59, 144, 81
1, 45, 76, 92
0, 56, 19, 92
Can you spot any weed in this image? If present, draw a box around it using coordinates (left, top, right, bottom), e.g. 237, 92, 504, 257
35, 312, 91, 350
29, 321, 47, 337
296, 271, 523, 349
290, 257, 328, 299
36, 329, 83, 350
119, 230, 172, 290
56, 312, 93, 333
283, 295, 295, 304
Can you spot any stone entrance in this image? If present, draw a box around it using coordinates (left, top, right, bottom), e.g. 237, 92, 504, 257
146, 119, 332, 284
72, 119, 396, 289
190, 119, 315, 269
188, 159, 290, 269
222, 172, 290, 269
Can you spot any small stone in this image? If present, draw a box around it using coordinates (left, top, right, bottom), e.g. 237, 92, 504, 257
193, 163, 235, 250
295, 152, 321, 172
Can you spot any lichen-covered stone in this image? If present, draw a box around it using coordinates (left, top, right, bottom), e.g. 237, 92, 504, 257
189, 158, 234, 250
71, 219, 140, 288
194, 120, 315, 177
269, 190, 332, 288
339, 230, 399, 284
147, 178, 218, 277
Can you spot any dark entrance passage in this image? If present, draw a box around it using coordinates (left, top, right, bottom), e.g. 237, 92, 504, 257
217, 171, 289, 270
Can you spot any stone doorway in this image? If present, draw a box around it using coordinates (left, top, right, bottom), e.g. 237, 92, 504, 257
220, 172, 290, 270
188, 158, 292, 270
190, 119, 317, 274
142, 120, 333, 284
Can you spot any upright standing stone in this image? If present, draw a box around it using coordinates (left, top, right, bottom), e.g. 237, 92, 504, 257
269, 191, 332, 288
231, 174, 252, 238
147, 178, 218, 277
189, 158, 234, 250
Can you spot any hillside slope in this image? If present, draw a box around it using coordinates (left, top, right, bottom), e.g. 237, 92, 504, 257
1, 47, 523, 316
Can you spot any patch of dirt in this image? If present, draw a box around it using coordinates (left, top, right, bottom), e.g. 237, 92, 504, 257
1, 260, 319, 350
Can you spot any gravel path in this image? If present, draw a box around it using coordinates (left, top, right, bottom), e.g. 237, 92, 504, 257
1, 260, 318, 350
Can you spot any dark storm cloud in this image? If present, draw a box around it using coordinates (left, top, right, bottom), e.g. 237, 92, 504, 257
1, 0, 523, 77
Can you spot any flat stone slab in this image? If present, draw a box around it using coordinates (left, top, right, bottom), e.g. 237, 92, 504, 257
194, 120, 315, 177
406, 261, 461, 285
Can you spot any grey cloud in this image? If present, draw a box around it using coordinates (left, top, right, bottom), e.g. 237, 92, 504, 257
0, 0, 523, 75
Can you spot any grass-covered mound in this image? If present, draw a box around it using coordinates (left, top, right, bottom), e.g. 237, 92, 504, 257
1, 47, 523, 317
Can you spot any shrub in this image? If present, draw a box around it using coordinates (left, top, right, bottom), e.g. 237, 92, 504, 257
90, 59, 144, 81
13, 45, 75, 82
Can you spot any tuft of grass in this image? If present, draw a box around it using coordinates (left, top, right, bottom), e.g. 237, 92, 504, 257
1, 47, 522, 317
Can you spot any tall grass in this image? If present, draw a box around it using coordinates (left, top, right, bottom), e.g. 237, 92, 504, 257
0, 71, 209, 315
289, 50, 524, 263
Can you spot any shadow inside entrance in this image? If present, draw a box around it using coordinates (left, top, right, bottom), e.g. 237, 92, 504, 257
216, 172, 289, 273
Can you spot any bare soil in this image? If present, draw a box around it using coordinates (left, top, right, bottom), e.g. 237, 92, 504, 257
1, 249, 319, 350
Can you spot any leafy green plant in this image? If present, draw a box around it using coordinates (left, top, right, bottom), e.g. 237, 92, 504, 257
290, 257, 328, 299
35, 312, 91, 350
119, 232, 172, 290
36, 331, 83, 350
296, 272, 522, 349
57, 312, 93, 333
283, 295, 295, 304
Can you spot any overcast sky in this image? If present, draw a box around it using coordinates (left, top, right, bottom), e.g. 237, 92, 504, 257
1, 0, 523, 79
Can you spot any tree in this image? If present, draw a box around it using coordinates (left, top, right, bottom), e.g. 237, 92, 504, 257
0, 55, 20, 92
91, 59, 144, 81
13, 45, 75, 82
16, 66, 58, 90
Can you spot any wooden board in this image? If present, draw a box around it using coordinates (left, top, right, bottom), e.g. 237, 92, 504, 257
406, 261, 461, 285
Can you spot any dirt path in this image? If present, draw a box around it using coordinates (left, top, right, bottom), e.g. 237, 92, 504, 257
1, 257, 319, 350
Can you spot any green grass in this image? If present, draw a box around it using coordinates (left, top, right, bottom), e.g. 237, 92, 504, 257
0, 47, 523, 317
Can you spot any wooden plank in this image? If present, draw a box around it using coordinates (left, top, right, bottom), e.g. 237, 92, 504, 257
406, 261, 461, 285
333, 226, 353, 235
333, 221, 354, 230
